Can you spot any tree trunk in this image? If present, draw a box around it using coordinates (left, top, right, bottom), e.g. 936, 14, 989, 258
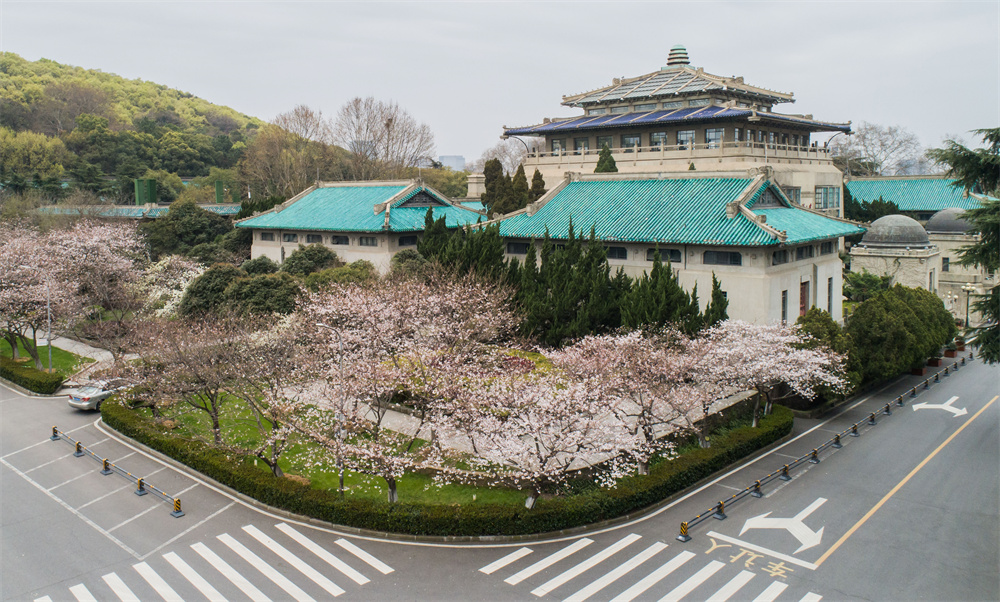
18, 333, 41, 370
751, 390, 763, 428
3, 331, 20, 359
524, 483, 541, 509
210, 412, 222, 445
385, 476, 398, 503
698, 427, 710, 448
638, 459, 649, 476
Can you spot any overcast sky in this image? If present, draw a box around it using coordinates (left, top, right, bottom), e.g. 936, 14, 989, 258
2, 1, 997, 163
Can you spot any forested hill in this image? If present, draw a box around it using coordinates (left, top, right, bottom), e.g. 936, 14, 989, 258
0, 52, 263, 198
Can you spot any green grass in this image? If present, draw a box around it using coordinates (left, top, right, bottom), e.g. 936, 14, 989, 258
0, 339, 93, 377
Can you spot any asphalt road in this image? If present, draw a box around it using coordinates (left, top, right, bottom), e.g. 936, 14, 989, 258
2, 354, 997, 602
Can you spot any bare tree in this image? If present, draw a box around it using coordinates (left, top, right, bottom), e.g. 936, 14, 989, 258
830, 122, 924, 176
332, 97, 436, 180
274, 105, 332, 143
470, 138, 539, 175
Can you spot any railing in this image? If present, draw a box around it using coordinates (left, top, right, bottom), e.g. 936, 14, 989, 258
676, 352, 975, 542
526, 141, 833, 162
50, 426, 185, 517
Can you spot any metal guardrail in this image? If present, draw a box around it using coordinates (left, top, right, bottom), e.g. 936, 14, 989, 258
676, 351, 975, 542
50, 426, 185, 517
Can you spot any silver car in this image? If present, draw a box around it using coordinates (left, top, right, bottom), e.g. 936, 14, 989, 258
67, 381, 123, 411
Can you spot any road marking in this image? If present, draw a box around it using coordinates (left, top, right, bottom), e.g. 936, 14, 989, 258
505, 538, 593, 585
0, 456, 140, 559
566, 541, 667, 602
163, 552, 226, 601
112, 451, 136, 463
657, 560, 725, 601
706, 532, 818, 570
139, 501, 233, 561
913, 395, 967, 417
244, 524, 345, 597
102, 572, 139, 601
47, 471, 93, 491
33, 596, 53, 602
108, 504, 160, 532
740, 497, 826, 553
75, 482, 134, 510
815, 395, 998, 567
192, 541, 271, 602
277, 523, 370, 585
2, 425, 93, 459
531, 533, 641, 596
134, 561, 183, 601
706, 570, 755, 601
799, 593, 823, 601
219, 533, 316, 602
752, 581, 788, 602
480, 547, 533, 574
23, 451, 76, 474
609, 550, 695, 602
69, 584, 98, 602
335, 538, 394, 574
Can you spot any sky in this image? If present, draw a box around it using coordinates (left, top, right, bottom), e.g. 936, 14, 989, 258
2, 1, 998, 164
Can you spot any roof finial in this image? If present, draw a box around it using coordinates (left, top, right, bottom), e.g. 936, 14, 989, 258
666, 45, 690, 67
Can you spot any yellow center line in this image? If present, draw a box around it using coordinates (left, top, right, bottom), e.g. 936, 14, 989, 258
815, 394, 998, 567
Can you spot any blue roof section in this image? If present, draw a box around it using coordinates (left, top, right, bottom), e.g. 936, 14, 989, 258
498, 178, 862, 247
236, 184, 482, 233
845, 178, 987, 212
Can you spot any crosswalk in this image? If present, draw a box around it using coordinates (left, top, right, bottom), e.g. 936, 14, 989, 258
34, 522, 392, 602
480, 533, 822, 601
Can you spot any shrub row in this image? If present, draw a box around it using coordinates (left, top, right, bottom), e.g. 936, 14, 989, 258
101, 401, 792, 537
0, 356, 64, 394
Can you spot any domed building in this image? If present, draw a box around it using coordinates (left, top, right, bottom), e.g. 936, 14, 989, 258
926, 208, 990, 325
849, 214, 940, 291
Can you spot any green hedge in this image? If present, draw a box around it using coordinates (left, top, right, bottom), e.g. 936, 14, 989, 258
102, 401, 793, 536
0, 356, 64, 394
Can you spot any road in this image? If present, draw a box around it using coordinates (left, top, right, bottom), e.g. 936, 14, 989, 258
2, 354, 997, 601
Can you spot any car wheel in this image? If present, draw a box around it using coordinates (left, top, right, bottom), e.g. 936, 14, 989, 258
96, 401, 102, 411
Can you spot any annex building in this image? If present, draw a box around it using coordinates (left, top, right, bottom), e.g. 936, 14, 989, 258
236, 180, 484, 273
502, 46, 850, 216
845, 175, 987, 222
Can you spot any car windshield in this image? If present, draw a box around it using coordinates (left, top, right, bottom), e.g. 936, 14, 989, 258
77, 386, 102, 395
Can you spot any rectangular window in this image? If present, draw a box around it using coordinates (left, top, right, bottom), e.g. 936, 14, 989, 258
795, 246, 815, 261
781, 186, 801, 204
610, 106, 629, 114
662, 101, 683, 110
398, 235, 418, 247
781, 133, 789, 146
551, 139, 565, 154
734, 127, 741, 142
821, 241, 836, 255
621, 134, 640, 152
597, 136, 613, 151
792, 134, 800, 147
330, 235, 349, 245
802, 134, 810, 147
689, 98, 710, 107
588, 107, 607, 115
282, 233, 298, 243
650, 132, 667, 148
506, 242, 529, 255
647, 248, 681, 263
747, 129, 755, 145
800, 281, 809, 316
815, 186, 841, 209
828, 277, 833, 314
635, 103, 657, 112
942, 257, 950, 272
768, 132, 776, 147
781, 290, 788, 323
772, 249, 789, 265
704, 250, 742, 266
306, 234, 323, 244
605, 246, 628, 260
574, 138, 590, 153
359, 236, 378, 247
759, 130, 766, 143
677, 130, 695, 150
705, 128, 724, 149
260, 232, 274, 241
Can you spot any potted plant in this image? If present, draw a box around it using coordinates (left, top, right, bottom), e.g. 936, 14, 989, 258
954, 336, 965, 351
944, 341, 957, 358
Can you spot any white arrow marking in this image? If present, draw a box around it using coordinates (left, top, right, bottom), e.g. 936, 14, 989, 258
740, 497, 826, 553
913, 396, 967, 417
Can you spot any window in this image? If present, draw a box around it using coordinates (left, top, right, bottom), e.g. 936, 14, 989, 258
398, 235, 418, 247
330, 235, 349, 245
772, 249, 789, 265
574, 138, 590, 153
781, 133, 789, 146
647, 248, 681, 263
635, 103, 657, 112
610, 106, 629, 114
747, 129, 755, 145
588, 107, 607, 115
758, 130, 766, 143
689, 98, 710, 107
359, 236, 378, 247
795, 246, 815, 261
704, 251, 742, 266
605, 246, 627, 260
821, 241, 835, 255
802, 134, 810, 146
597, 136, 613, 151
792, 134, 800, 147
677, 130, 695, 150
781, 186, 801, 204
768, 132, 776, 147
507, 242, 529, 255
816, 186, 841, 209
929, 269, 935, 293
705, 128, 724, 149
827, 277, 833, 314
282, 233, 298, 243
942, 257, 950, 272
551, 139, 565, 154
306, 234, 323, 244
662, 101, 683, 110
781, 290, 788, 324
734, 128, 741, 142
260, 232, 274, 241
621, 134, 640, 152
650, 132, 667, 148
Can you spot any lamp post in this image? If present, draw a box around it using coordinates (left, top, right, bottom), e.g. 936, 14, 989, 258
961, 283, 976, 328
500, 134, 531, 160
316, 322, 346, 496
20, 265, 51, 373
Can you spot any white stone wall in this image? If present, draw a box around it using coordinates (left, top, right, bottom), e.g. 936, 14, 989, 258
248, 229, 419, 275
849, 246, 939, 291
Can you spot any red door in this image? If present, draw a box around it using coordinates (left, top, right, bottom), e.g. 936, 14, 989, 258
800, 282, 810, 316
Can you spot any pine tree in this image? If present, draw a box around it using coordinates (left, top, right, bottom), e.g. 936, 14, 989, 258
594, 144, 618, 173
702, 273, 730, 329
528, 169, 546, 203
510, 164, 529, 211
417, 209, 452, 261
481, 158, 505, 213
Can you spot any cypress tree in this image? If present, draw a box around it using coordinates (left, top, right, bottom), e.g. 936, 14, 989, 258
528, 168, 546, 203
702, 273, 730, 329
594, 144, 618, 173
481, 158, 505, 213
510, 165, 529, 211
417, 209, 452, 261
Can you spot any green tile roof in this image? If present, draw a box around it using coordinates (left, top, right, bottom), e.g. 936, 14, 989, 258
845, 178, 985, 212
498, 178, 863, 246
236, 185, 481, 233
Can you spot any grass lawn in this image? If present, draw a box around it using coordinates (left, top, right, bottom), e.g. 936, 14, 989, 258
0, 339, 93, 377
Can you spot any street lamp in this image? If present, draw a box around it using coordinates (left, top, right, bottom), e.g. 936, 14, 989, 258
20, 265, 51, 374
316, 322, 347, 496
961, 283, 976, 328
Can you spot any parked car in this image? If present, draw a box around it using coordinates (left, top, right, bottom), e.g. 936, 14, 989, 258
67, 380, 126, 411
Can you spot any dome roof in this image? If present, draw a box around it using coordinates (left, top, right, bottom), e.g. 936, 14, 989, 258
859, 214, 931, 248
925, 207, 972, 233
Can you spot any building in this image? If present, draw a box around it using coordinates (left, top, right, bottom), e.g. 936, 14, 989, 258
849, 214, 940, 291
502, 45, 850, 216
496, 171, 864, 323
845, 175, 986, 222
438, 155, 467, 172
236, 180, 484, 273
37, 203, 242, 220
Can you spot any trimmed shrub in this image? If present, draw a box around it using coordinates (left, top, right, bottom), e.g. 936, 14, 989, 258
280, 244, 339, 277
101, 400, 792, 536
0, 356, 64, 394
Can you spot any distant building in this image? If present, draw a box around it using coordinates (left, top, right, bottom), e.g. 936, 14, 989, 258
845, 175, 987, 222
850, 215, 940, 291
438, 155, 466, 171
37, 203, 241, 220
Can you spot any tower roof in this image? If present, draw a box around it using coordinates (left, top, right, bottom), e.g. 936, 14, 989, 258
858, 214, 931, 248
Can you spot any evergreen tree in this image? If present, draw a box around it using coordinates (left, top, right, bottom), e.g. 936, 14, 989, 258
594, 144, 618, 173
481, 158, 507, 214
528, 168, 546, 203
620, 251, 701, 334
417, 209, 452, 261
510, 164, 529, 211
702, 273, 729, 328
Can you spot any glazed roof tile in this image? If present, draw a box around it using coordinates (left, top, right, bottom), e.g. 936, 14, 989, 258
845, 177, 988, 212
